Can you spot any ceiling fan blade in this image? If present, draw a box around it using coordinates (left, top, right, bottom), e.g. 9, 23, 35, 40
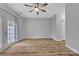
34, 3, 39, 7
42, 3, 48, 7
29, 10, 33, 13
37, 11, 39, 15
40, 9, 46, 12
24, 4, 32, 7
37, 3, 39, 6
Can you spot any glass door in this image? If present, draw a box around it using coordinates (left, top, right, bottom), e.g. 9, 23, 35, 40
0, 9, 18, 49
7, 19, 16, 43
3, 17, 18, 48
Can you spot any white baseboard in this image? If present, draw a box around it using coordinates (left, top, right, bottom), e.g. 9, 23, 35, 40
23, 37, 51, 39
66, 44, 79, 54
51, 37, 63, 41
24, 37, 64, 41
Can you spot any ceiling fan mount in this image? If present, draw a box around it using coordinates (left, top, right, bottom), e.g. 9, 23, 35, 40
24, 3, 48, 15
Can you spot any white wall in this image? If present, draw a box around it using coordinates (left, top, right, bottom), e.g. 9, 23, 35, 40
66, 3, 79, 53
0, 17, 2, 48
50, 15, 56, 39
23, 18, 52, 38
15, 17, 24, 40
22, 14, 65, 40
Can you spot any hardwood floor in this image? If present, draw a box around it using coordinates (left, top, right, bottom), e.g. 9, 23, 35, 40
0, 38, 79, 56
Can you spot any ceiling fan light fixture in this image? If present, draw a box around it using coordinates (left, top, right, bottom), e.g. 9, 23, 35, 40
34, 7, 39, 11
24, 3, 48, 15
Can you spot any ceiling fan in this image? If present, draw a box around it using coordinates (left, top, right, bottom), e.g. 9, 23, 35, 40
24, 3, 48, 15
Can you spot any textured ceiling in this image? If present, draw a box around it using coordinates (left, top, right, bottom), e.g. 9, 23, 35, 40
5, 3, 66, 18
